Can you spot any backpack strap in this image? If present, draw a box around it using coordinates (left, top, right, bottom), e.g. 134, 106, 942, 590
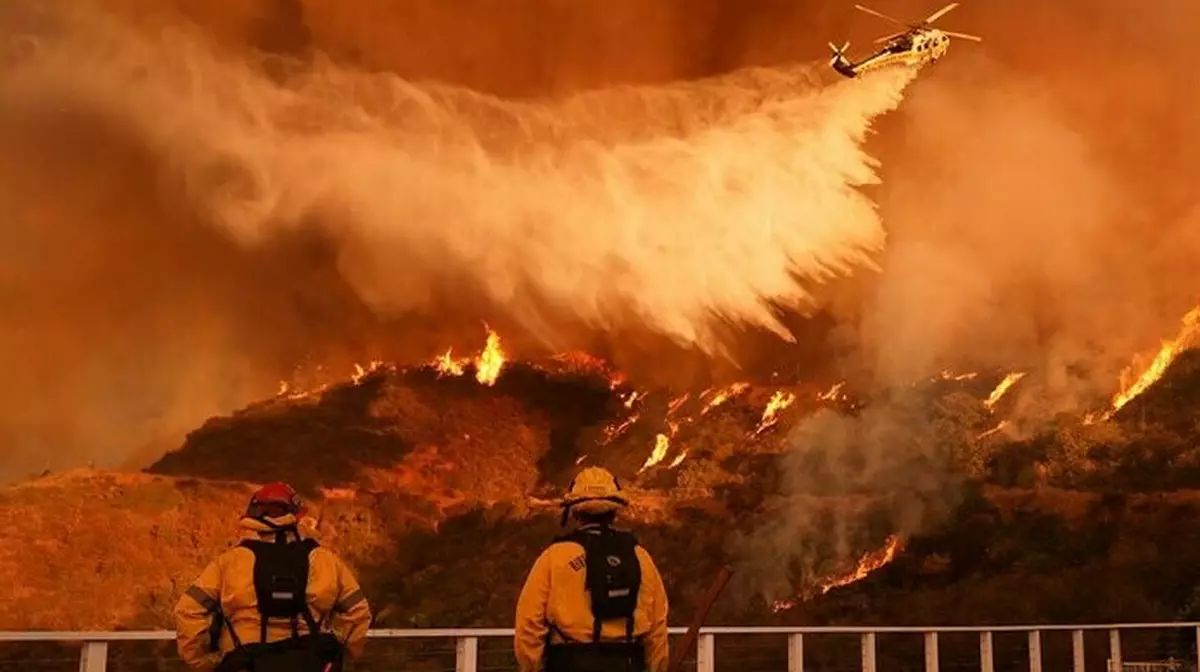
239, 535, 323, 644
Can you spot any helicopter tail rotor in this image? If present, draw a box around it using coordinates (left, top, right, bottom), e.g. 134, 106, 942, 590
828, 40, 851, 66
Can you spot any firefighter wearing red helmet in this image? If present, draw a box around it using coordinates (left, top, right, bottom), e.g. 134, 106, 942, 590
174, 482, 372, 672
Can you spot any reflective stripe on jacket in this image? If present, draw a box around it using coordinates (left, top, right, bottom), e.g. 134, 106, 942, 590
514, 526, 669, 672
173, 515, 372, 670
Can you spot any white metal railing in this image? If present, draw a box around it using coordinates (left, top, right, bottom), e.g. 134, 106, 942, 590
2, 623, 1199, 671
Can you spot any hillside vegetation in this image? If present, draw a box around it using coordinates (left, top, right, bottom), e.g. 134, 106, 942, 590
4, 351, 1200, 635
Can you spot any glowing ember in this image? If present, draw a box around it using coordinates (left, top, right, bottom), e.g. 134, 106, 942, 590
351, 361, 384, 385
575, 454, 588, 465
623, 391, 645, 409
984, 372, 1026, 410
976, 420, 1011, 440
818, 381, 847, 401
701, 383, 750, 415
669, 450, 688, 469
1106, 306, 1200, 417
433, 348, 468, 377
640, 433, 671, 472
319, 487, 357, 501
667, 394, 690, 416
474, 329, 506, 385
754, 390, 796, 436
600, 414, 640, 444
939, 370, 978, 382
818, 535, 902, 595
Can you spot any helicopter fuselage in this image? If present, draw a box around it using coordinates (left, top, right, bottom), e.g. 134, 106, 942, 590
833, 28, 951, 78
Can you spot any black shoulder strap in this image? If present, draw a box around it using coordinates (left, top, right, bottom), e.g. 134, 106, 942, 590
239, 536, 321, 643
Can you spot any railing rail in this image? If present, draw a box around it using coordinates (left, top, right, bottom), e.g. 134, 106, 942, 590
2, 622, 1200, 672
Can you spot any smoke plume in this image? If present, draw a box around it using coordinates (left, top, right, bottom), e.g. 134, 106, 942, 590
734, 0, 1200, 605
0, 3, 917, 477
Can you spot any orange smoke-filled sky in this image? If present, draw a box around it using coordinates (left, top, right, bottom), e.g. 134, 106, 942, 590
0, 0, 1197, 478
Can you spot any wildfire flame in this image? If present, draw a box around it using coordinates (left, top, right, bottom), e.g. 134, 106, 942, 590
976, 420, 1011, 440
351, 361, 384, 385
984, 372, 1026, 410
701, 383, 750, 415
818, 535, 902, 595
640, 433, 671, 473
600, 414, 640, 444
1106, 306, 1200, 417
818, 381, 847, 402
939, 370, 978, 382
754, 390, 796, 436
428, 328, 507, 385
433, 349, 468, 377
772, 535, 903, 613
474, 329, 506, 385
669, 450, 688, 468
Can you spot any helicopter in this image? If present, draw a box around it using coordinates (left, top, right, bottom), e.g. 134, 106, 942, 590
828, 2, 982, 79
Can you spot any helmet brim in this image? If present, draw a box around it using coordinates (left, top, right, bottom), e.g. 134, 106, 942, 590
562, 494, 628, 511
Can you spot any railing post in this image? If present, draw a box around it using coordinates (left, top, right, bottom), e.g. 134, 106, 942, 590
788, 633, 804, 672
79, 641, 108, 672
1109, 629, 1122, 672
980, 631, 994, 672
1029, 630, 1042, 672
861, 632, 877, 672
1195, 626, 1200, 672
455, 636, 478, 672
1072, 629, 1085, 672
924, 631, 939, 672
696, 633, 715, 672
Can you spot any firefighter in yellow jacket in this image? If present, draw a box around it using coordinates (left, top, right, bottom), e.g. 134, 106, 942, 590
515, 466, 670, 672
174, 482, 372, 672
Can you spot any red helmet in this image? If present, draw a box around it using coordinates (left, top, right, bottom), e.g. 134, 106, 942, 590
245, 481, 306, 520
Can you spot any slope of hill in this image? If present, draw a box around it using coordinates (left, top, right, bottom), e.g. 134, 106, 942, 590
4, 349, 1200, 641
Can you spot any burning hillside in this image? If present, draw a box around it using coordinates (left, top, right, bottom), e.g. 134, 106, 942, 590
4, 0, 1200, 655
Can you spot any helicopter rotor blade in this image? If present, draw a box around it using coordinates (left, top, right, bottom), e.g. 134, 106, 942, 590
943, 30, 983, 42
873, 30, 907, 44
923, 3, 959, 24
854, 4, 911, 28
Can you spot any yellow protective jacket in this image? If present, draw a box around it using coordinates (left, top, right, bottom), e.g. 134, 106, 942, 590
174, 515, 372, 671
514, 525, 670, 672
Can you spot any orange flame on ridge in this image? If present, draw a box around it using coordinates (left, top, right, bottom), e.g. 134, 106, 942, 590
984, 372, 1026, 410
818, 535, 902, 595
754, 390, 796, 436
474, 329, 506, 385
1106, 306, 1200, 417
